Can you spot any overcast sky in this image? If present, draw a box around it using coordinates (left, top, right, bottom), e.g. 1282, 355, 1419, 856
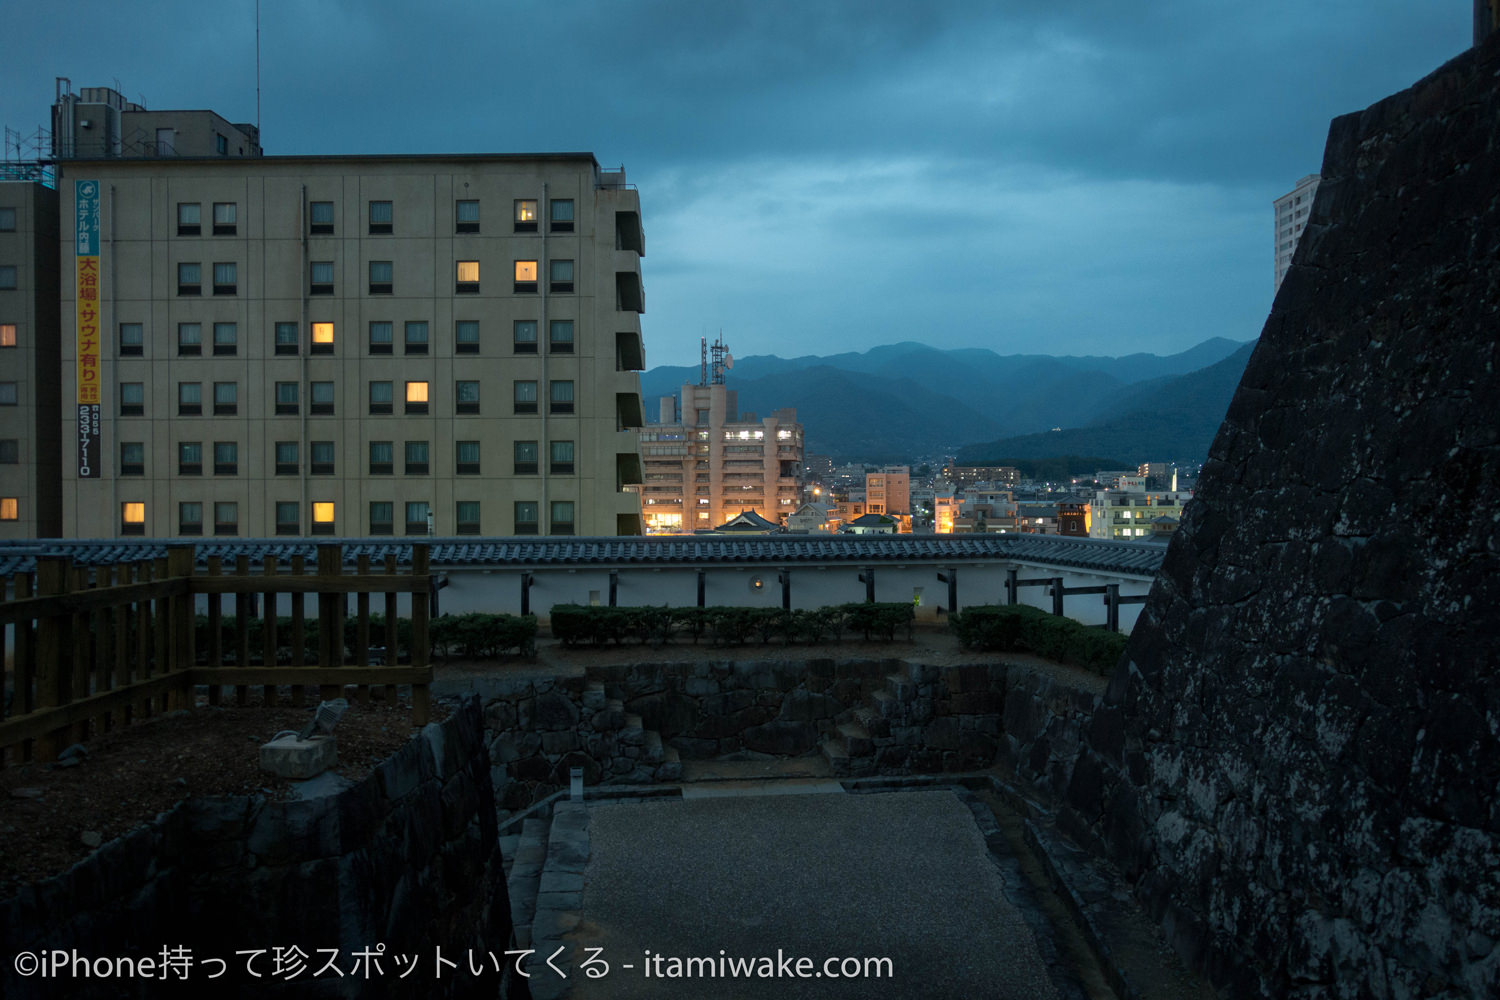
1, 1, 1472, 367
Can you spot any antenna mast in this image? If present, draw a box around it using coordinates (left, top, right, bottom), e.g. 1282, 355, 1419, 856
700, 337, 708, 386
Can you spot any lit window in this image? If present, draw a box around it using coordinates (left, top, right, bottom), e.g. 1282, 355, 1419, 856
456, 440, 480, 475
405, 501, 431, 535
178, 440, 202, 475
456, 260, 479, 293
456, 200, 480, 233
514, 380, 538, 414
311, 321, 334, 354
514, 199, 538, 232
312, 501, 336, 525
119, 323, 143, 355
177, 203, 200, 235
456, 380, 479, 414
310, 381, 334, 414
177, 262, 201, 295
550, 259, 574, 293
405, 321, 429, 354
212, 202, 236, 235
549, 320, 574, 353
213, 322, 237, 355
0, 497, 18, 521
550, 199, 574, 232
369, 260, 392, 294
550, 380, 574, 414
309, 201, 334, 234
0, 325, 13, 348
405, 381, 429, 415
368, 200, 393, 234
513, 319, 538, 353
456, 320, 479, 353
212, 262, 236, 295
514, 260, 538, 292
369, 380, 393, 414
275, 321, 298, 355
275, 502, 299, 535
310, 261, 333, 294
369, 441, 394, 475
550, 440, 575, 475
121, 502, 146, 535
368, 321, 393, 354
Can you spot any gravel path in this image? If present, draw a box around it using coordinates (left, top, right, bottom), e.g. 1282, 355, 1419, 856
568, 789, 1063, 1000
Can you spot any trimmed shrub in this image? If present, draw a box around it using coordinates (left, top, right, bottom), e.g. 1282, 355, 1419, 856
545, 602, 917, 648
949, 604, 1127, 676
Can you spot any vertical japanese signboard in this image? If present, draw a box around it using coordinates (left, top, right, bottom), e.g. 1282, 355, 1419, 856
75, 180, 101, 478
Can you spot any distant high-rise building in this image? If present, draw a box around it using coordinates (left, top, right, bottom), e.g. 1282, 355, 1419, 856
1274, 174, 1320, 292
865, 466, 909, 517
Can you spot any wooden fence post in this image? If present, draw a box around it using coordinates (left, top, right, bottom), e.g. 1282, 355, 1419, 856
13, 571, 36, 760
317, 544, 341, 701
383, 553, 398, 704
355, 554, 371, 707
69, 564, 90, 745
167, 546, 195, 711
34, 556, 69, 761
205, 555, 222, 705
234, 554, 251, 705
290, 553, 306, 707
410, 544, 431, 725
262, 555, 279, 706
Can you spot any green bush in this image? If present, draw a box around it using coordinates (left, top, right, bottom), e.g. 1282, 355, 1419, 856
949, 604, 1127, 676
546, 602, 918, 648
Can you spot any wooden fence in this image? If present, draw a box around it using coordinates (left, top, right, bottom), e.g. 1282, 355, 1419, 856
1, 544, 432, 763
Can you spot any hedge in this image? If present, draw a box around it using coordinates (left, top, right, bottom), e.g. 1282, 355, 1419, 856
192, 611, 536, 663
548, 603, 915, 648
948, 604, 1127, 676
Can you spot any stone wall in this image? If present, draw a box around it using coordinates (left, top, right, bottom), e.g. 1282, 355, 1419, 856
1060, 36, 1500, 1000
1, 697, 513, 1000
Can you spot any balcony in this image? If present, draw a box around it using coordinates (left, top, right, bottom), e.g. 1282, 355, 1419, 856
616, 329, 645, 371
615, 210, 644, 255
617, 452, 644, 491
616, 392, 644, 430
616, 271, 644, 313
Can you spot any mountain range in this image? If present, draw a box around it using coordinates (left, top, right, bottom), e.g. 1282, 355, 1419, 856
641, 338, 1255, 464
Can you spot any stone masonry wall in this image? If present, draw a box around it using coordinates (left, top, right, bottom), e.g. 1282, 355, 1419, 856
1, 696, 512, 1000
1061, 37, 1500, 1000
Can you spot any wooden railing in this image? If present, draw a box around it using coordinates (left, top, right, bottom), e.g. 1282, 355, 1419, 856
1, 544, 432, 763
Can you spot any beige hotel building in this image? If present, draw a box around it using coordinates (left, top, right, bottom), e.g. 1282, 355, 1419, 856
8, 87, 650, 538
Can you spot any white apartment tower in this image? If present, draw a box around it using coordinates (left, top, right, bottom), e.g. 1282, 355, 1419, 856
1273, 174, 1320, 292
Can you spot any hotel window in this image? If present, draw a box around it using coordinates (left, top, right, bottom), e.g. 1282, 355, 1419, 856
514, 260, 537, 293
177, 262, 201, 295
368, 320, 393, 354
550, 379, 574, 414
174, 442, 199, 477
369, 501, 394, 535
368, 200, 393, 234
549, 501, 576, 536
178, 382, 202, 416
550, 259, 574, 294
274, 321, 298, 355
514, 501, 539, 535
514, 440, 538, 475
212, 202, 236, 235
405, 501, 431, 536
0, 207, 11, 231
310, 440, 335, 475
369, 380, 393, 414
178, 502, 203, 536
405, 380, 429, 414
310, 381, 334, 415
212, 262, 237, 295
1, 323, 19, 347
456, 440, 481, 475
311, 501, 336, 535
549, 319, 574, 353
120, 441, 145, 476
275, 441, 298, 475
513, 319, 537, 354
404, 440, 429, 475
455, 320, 480, 354
550, 198, 574, 233
121, 502, 146, 536
120, 382, 143, 416
214, 501, 238, 536
369, 441, 393, 475
275, 502, 300, 535
309, 201, 334, 234
177, 203, 201, 236
456, 199, 480, 234
213, 381, 237, 415
177, 322, 203, 356
513, 380, 537, 414
213, 322, 237, 355
0, 267, 14, 290
310, 261, 334, 295
213, 441, 238, 475
456, 501, 480, 535
404, 321, 429, 355
311, 321, 334, 355
0, 439, 16, 464
274, 381, 298, 415
455, 380, 480, 414
369, 260, 393, 294
119, 322, 143, 356
451, 260, 480, 296
514, 199, 538, 233
550, 440, 575, 475
0, 498, 15, 521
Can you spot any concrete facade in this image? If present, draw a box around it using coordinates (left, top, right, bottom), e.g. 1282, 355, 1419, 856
1273, 173, 1320, 292
53, 153, 647, 538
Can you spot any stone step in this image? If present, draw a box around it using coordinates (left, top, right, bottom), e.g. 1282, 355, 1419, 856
837, 721, 873, 757
643, 729, 664, 764
582, 681, 607, 711
886, 674, 919, 702
506, 816, 550, 949
820, 734, 852, 777
620, 713, 645, 746
655, 746, 682, 782
499, 833, 520, 878
854, 704, 890, 739
870, 689, 900, 719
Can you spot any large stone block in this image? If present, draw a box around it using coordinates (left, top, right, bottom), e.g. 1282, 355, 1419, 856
259, 735, 337, 780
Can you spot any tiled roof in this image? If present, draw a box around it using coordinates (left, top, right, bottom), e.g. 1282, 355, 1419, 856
0, 534, 1166, 579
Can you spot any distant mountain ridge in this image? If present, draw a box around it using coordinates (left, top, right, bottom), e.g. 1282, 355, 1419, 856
641, 338, 1253, 463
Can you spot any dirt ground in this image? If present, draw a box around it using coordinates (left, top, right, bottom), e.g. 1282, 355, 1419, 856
1, 623, 1102, 898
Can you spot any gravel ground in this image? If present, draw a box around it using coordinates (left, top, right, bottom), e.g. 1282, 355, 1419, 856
569, 789, 1063, 1000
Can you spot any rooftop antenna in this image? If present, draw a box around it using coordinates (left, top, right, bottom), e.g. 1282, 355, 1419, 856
700, 337, 708, 386
710, 335, 731, 385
